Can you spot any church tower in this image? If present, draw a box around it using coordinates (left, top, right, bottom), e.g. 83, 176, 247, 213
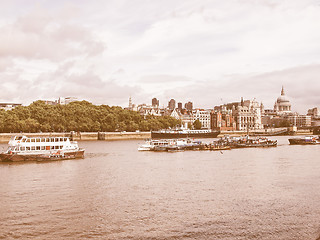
274, 86, 292, 115
128, 96, 132, 110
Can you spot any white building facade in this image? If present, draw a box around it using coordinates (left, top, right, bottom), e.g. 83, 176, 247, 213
192, 109, 211, 129
234, 99, 263, 131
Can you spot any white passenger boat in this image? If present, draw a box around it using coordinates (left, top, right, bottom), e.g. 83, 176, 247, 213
0, 136, 85, 162
138, 139, 201, 151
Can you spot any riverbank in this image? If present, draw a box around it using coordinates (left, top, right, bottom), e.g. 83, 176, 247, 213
0, 128, 312, 143
0, 132, 151, 143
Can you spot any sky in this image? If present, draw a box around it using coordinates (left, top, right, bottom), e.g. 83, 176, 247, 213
0, 0, 320, 114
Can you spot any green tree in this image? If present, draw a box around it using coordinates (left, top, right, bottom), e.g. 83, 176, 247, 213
193, 119, 202, 130
279, 120, 291, 127
0, 100, 181, 133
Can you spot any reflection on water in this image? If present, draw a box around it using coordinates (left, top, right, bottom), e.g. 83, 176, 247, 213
1, 136, 320, 240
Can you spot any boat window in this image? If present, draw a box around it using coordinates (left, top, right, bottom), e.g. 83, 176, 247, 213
60, 146, 63, 149
31, 146, 36, 150
26, 147, 30, 151
36, 146, 40, 150
31, 138, 35, 143
36, 138, 40, 142
17, 136, 23, 140
20, 147, 26, 151
51, 146, 54, 150
41, 146, 45, 150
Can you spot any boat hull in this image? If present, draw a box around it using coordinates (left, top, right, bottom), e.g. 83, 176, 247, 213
0, 149, 85, 162
233, 142, 277, 148
288, 139, 319, 145
151, 131, 220, 139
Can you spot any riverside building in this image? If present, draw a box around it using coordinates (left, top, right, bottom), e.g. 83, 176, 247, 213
211, 106, 236, 131
0, 103, 22, 111
233, 99, 263, 131
213, 98, 263, 131
263, 86, 312, 128
287, 114, 311, 128
192, 109, 211, 129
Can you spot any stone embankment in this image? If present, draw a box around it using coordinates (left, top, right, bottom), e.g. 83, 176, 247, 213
0, 132, 151, 143
0, 128, 313, 143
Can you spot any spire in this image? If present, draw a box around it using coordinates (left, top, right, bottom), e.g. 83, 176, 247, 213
281, 86, 285, 95
129, 96, 132, 109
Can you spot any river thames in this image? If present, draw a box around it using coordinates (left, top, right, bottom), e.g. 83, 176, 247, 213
1, 136, 320, 240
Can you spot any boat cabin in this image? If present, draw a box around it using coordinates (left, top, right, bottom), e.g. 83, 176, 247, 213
7, 136, 79, 154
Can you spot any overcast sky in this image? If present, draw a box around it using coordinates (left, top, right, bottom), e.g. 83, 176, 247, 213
1, 0, 320, 113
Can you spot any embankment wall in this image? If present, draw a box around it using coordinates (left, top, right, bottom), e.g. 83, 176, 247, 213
0, 132, 151, 143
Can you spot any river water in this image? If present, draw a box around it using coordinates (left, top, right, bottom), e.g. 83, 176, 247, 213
1, 136, 320, 240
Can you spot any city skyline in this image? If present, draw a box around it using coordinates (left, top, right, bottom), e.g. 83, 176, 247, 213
1, 0, 319, 113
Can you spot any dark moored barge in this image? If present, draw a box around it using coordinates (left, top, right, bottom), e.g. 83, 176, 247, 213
288, 136, 320, 145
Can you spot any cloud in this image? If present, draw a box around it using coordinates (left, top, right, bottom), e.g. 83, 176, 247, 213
0, 0, 319, 113
139, 74, 191, 83
160, 64, 320, 113
0, 5, 106, 61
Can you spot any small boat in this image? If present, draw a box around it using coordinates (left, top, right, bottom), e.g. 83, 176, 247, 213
209, 144, 231, 151
0, 136, 85, 162
215, 135, 277, 148
138, 139, 179, 151
288, 136, 320, 145
234, 139, 277, 148
138, 139, 202, 151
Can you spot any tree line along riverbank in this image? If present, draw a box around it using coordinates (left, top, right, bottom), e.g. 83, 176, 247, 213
0, 100, 180, 133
